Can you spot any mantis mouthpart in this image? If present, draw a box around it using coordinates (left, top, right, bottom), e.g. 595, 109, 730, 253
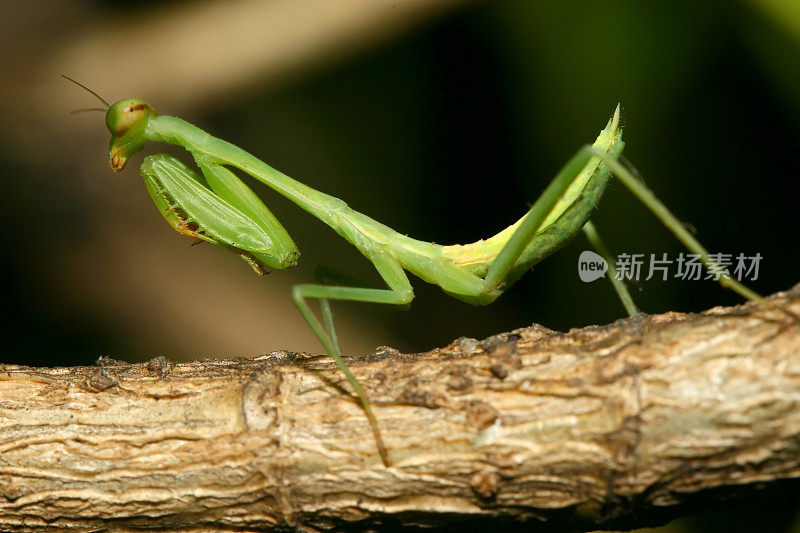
66, 75, 769, 468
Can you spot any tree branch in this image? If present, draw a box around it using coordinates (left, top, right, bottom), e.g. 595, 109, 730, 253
1, 286, 799, 531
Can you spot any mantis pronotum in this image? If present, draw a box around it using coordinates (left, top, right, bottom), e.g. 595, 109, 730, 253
66, 76, 764, 467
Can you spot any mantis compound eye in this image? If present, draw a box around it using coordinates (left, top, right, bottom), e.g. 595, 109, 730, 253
106, 98, 156, 172
106, 98, 153, 136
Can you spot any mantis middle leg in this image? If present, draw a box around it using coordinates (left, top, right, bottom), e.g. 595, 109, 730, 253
312, 265, 374, 355
292, 252, 413, 467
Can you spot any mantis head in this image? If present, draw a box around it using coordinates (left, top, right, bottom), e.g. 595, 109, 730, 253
62, 76, 157, 172
106, 98, 157, 172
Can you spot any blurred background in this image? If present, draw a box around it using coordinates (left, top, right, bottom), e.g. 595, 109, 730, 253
1, 1, 800, 529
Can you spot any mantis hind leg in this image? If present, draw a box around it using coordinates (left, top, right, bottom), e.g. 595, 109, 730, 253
479, 145, 763, 309
582, 220, 639, 317
482, 147, 602, 293
585, 146, 765, 304
292, 254, 413, 467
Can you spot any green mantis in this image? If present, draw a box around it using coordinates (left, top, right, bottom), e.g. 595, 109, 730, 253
66, 76, 764, 467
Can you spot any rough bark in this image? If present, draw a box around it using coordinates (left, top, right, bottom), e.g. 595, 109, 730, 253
1, 286, 799, 532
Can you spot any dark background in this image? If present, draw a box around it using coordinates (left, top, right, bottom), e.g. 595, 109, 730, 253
1, 2, 799, 530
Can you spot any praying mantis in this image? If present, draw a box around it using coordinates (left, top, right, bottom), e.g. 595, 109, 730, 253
66, 76, 764, 467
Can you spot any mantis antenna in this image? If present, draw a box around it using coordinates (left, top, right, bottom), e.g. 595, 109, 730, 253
61, 74, 110, 108
69, 108, 108, 115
